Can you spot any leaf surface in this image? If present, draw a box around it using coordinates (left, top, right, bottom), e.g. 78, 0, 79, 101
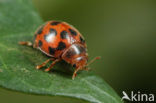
0, 0, 122, 103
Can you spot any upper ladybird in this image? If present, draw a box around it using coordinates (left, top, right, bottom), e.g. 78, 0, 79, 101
19, 20, 100, 79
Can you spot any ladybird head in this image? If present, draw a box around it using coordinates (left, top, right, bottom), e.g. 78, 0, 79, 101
62, 43, 100, 70
72, 56, 88, 69
74, 56, 101, 70
62, 43, 88, 69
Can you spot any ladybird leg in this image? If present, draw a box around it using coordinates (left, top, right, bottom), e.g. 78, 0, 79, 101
72, 68, 80, 80
19, 41, 33, 47
36, 58, 55, 69
45, 59, 61, 72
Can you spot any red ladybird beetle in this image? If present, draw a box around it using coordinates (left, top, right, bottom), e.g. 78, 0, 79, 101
19, 21, 100, 79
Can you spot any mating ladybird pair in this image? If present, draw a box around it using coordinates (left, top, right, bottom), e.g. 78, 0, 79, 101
19, 21, 100, 79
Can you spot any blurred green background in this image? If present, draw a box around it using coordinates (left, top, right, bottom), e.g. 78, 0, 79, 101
0, 0, 156, 103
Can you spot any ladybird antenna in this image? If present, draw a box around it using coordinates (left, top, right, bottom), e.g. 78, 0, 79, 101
86, 56, 101, 66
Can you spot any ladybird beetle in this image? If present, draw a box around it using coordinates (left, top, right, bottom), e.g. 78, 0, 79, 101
19, 21, 100, 79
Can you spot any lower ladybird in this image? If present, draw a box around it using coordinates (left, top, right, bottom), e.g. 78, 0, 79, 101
19, 20, 100, 79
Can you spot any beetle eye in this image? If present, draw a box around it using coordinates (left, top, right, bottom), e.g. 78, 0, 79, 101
73, 64, 76, 68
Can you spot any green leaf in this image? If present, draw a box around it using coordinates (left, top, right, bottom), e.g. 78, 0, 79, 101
0, 0, 122, 103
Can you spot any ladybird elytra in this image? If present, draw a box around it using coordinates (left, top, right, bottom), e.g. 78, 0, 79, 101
19, 20, 100, 79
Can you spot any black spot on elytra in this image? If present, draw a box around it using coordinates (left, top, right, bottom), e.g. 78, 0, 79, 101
69, 28, 77, 36
37, 26, 44, 34
60, 30, 68, 39
57, 42, 66, 50
80, 36, 85, 43
50, 21, 61, 25
73, 64, 76, 68
38, 40, 42, 47
48, 47, 55, 55
49, 28, 57, 35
